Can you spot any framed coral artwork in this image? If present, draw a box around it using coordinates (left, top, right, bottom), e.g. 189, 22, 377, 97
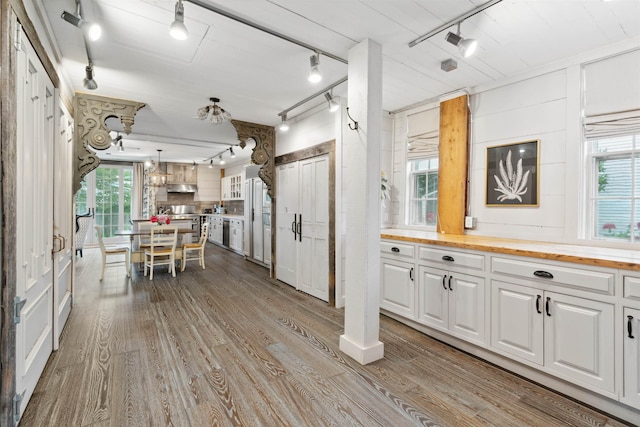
486, 139, 539, 206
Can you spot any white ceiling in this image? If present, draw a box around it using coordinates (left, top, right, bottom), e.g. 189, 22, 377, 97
36, 0, 640, 166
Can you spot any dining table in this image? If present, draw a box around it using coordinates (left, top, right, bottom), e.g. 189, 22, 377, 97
115, 228, 195, 263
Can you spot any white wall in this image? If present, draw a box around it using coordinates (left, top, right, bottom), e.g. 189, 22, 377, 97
389, 41, 640, 245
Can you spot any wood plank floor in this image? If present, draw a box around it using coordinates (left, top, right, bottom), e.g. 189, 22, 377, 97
20, 244, 632, 426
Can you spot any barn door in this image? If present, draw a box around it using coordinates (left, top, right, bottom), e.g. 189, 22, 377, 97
15, 26, 56, 419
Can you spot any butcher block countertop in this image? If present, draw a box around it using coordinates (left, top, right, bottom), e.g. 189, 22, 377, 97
381, 228, 640, 272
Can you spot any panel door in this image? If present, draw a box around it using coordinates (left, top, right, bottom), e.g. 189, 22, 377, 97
275, 162, 299, 286
15, 30, 55, 418
298, 155, 329, 301
622, 307, 640, 409
53, 103, 74, 348
417, 266, 448, 330
544, 292, 615, 395
490, 280, 543, 365
380, 259, 415, 318
448, 271, 486, 344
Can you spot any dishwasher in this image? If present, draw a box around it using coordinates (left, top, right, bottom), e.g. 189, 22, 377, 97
222, 219, 230, 248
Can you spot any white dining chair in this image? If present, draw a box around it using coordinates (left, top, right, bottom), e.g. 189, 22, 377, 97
144, 225, 178, 280
181, 222, 209, 271
95, 225, 131, 280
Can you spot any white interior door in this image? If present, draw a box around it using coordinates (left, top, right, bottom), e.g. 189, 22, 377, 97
15, 27, 55, 418
298, 156, 329, 301
53, 104, 74, 348
251, 179, 264, 263
275, 162, 299, 285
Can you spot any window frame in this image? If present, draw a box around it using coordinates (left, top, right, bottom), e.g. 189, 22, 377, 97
406, 157, 439, 229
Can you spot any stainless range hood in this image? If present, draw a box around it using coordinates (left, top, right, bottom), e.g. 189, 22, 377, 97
166, 183, 198, 193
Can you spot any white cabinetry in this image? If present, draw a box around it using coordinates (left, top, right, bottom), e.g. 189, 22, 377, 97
490, 256, 616, 396
622, 275, 640, 408
416, 246, 486, 346
222, 173, 244, 200
229, 219, 243, 254
208, 216, 223, 245
380, 241, 416, 318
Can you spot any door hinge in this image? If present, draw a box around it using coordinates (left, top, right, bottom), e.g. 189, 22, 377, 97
15, 22, 23, 51
14, 390, 25, 423
14, 296, 27, 324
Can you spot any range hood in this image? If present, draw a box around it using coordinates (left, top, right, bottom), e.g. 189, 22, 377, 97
166, 183, 198, 193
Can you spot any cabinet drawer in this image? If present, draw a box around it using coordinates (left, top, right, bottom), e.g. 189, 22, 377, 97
418, 246, 484, 271
491, 257, 614, 294
381, 241, 415, 260
624, 276, 640, 301
230, 219, 243, 227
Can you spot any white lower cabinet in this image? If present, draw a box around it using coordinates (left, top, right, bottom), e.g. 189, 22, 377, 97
622, 307, 640, 408
208, 216, 223, 245
230, 219, 243, 253
418, 266, 486, 346
380, 258, 415, 318
544, 291, 615, 394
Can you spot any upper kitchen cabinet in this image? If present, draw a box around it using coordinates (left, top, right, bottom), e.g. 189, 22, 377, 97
167, 163, 197, 184
222, 173, 244, 200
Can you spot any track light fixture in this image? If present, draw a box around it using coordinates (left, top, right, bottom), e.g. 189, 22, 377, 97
324, 92, 339, 113
308, 53, 322, 83
279, 113, 290, 132
445, 22, 478, 58
83, 62, 98, 90
229, 147, 236, 158
118, 140, 124, 152
209, 159, 213, 168
61, 3, 102, 42
169, 0, 188, 40
219, 155, 225, 165
191, 161, 196, 170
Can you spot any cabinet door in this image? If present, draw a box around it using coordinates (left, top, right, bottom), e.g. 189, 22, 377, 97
491, 280, 543, 365
623, 307, 640, 409
417, 266, 448, 330
381, 258, 415, 318
544, 292, 615, 395
449, 271, 486, 345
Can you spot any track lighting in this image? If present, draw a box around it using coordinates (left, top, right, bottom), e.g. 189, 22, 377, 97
209, 159, 213, 168
324, 92, 339, 113
219, 155, 225, 165
308, 53, 322, 83
111, 134, 122, 147
445, 23, 477, 58
83, 62, 98, 90
118, 140, 124, 152
169, 0, 188, 40
279, 114, 290, 132
191, 161, 196, 170
229, 147, 236, 158
61, 9, 102, 41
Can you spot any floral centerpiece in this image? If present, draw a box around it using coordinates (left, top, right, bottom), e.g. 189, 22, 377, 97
150, 214, 171, 225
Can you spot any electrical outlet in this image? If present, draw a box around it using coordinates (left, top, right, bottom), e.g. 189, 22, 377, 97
464, 216, 476, 229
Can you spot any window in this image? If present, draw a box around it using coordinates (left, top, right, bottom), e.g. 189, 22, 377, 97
588, 133, 640, 243
408, 158, 438, 227
75, 164, 133, 244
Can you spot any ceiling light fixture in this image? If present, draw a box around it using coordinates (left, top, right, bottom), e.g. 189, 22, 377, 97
308, 53, 322, 83
445, 23, 478, 58
229, 147, 236, 158
219, 155, 225, 165
147, 149, 172, 186
118, 140, 124, 152
324, 92, 339, 113
83, 62, 98, 90
61, 1, 102, 42
169, 0, 188, 40
209, 159, 213, 168
197, 97, 232, 124
279, 113, 290, 132
111, 133, 122, 147
191, 161, 196, 170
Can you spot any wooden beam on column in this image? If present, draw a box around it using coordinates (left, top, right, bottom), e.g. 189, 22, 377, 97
437, 94, 469, 235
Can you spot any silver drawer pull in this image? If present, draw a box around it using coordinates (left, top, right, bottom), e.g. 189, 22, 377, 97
533, 270, 553, 279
